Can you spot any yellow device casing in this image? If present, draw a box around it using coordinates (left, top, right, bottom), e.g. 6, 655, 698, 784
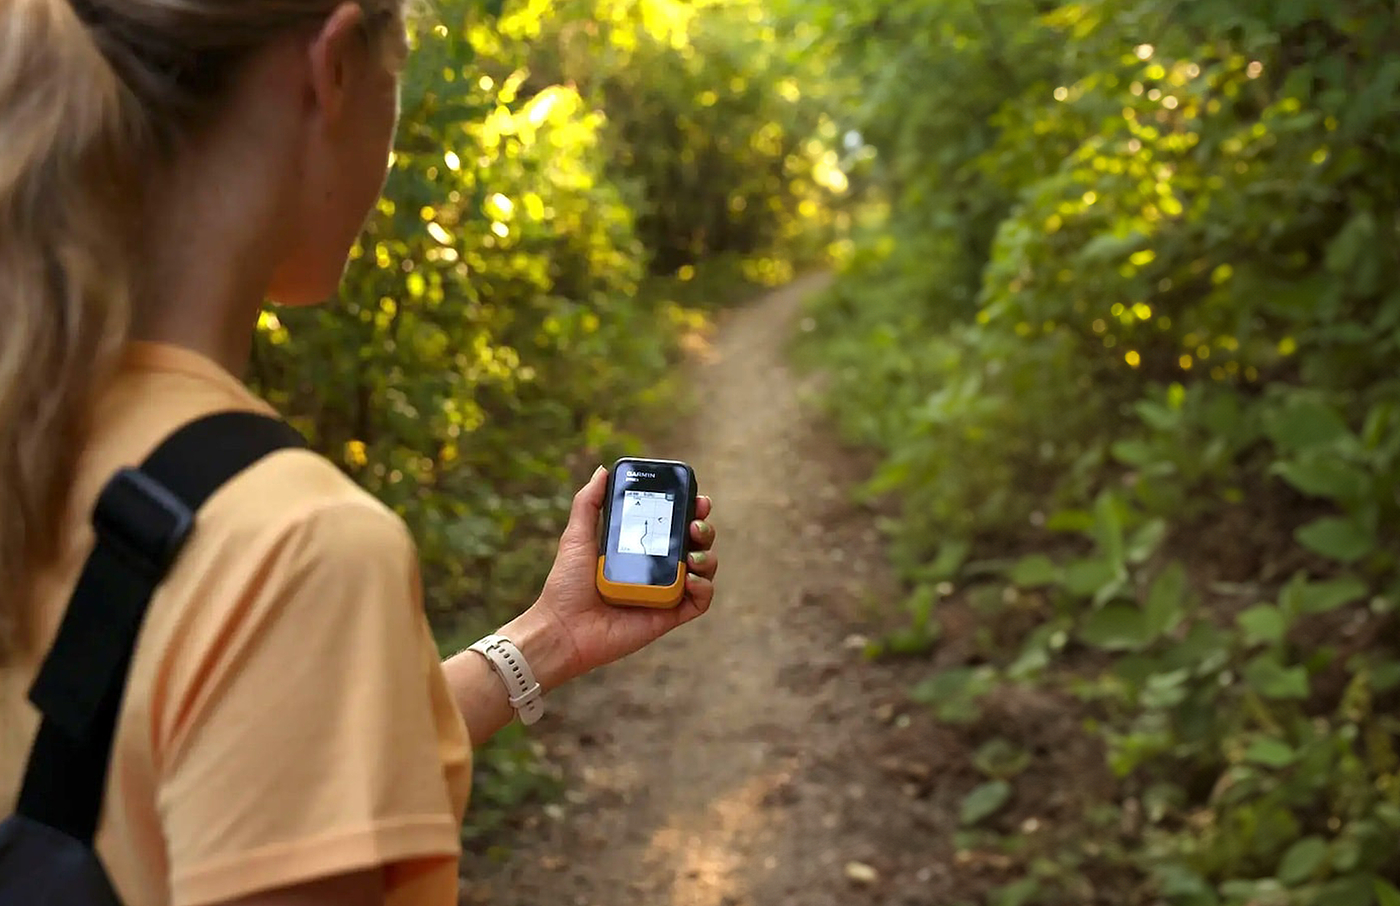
596, 557, 686, 608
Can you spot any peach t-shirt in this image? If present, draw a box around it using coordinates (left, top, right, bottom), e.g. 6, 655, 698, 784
0, 342, 473, 906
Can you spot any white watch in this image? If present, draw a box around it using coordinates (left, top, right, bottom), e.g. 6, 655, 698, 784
467, 634, 545, 725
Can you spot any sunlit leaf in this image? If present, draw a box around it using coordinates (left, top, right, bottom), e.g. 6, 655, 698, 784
1242, 655, 1310, 700
1286, 575, 1368, 615
1264, 400, 1353, 454
1080, 604, 1151, 652
1276, 835, 1328, 885
1273, 457, 1371, 502
1295, 517, 1376, 564
1009, 553, 1062, 587
1244, 737, 1297, 769
959, 780, 1012, 826
1376, 879, 1400, 906
1144, 562, 1187, 637
1127, 518, 1168, 564
972, 738, 1032, 779
1237, 605, 1287, 646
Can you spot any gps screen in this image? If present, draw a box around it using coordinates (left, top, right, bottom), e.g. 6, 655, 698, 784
617, 490, 676, 556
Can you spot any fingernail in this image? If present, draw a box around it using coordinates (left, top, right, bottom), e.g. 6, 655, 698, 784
695, 520, 710, 535
689, 551, 706, 566
592, 465, 606, 479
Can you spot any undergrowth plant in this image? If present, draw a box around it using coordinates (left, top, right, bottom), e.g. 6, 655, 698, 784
793, 0, 1400, 901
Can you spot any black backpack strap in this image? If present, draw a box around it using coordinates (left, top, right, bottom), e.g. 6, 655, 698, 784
16, 411, 307, 846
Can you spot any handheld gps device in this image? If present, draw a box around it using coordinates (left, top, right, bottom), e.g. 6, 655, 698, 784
596, 457, 698, 608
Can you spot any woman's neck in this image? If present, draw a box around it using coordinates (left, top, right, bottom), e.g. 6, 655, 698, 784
130, 122, 294, 378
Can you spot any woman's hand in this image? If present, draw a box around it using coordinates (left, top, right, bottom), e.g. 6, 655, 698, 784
502, 466, 718, 690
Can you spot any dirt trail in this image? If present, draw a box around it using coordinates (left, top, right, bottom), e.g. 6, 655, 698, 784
461, 276, 966, 906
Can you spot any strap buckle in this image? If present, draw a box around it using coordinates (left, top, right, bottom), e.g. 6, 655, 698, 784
92, 467, 195, 578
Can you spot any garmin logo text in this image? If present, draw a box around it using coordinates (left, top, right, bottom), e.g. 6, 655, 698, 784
626, 470, 657, 480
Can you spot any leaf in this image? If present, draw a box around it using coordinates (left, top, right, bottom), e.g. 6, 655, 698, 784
1135, 398, 1180, 432
1094, 574, 1130, 608
910, 667, 974, 704
1009, 554, 1061, 587
1316, 874, 1375, 906
884, 626, 938, 656
1372, 658, 1400, 692
1127, 518, 1168, 565
1080, 230, 1145, 263
1294, 576, 1368, 615
1145, 562, 1187, 637
989, 878, 1040, 906
1330, 835, 1361, 873
1277, 836, 1328, 886
1243, 655, 1311, 700
1093, 491, 1126, 567
1046, 508, 1095, 533
1265, 399, 1353, 453
959, 780, 1012, 826
1142, 667, 1191, 709
1153, 863, 1214, 899
1237, 605, 1288, 646
1080, 604, 1150, 652
1295, 517, 1376, 564
1375, 879, 1400, 906
911, 667, 996, 724
925, 538, 971, 581
1274, 457, 1372, 502
1244, 737, 1297, 769
1064, 558, 1119, 597
972, 738, 1032, 779
1111, 439, 1160, 468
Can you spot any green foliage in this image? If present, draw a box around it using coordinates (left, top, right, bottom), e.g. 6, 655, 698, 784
246, 0, 835, 846
795, 0, 1400, 899
961, 780, 1013, 827
493, 0, 847, 283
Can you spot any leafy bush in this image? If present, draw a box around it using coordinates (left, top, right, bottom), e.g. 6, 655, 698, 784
796, 0, 1400, 901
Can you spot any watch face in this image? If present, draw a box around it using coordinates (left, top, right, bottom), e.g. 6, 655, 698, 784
602, 459, 693, 587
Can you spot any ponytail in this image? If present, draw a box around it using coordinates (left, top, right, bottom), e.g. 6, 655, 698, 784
0, 0, 142, 662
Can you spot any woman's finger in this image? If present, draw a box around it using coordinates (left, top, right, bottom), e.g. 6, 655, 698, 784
683, 574, 714, 616
687, 549, 719, 580
690, 518, 716, 551
695, 495, 713, 521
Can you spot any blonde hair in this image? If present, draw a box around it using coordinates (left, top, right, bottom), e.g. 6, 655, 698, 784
0, 0, 400, 663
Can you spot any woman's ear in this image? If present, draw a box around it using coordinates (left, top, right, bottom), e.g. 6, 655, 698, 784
305, 2, 372, 128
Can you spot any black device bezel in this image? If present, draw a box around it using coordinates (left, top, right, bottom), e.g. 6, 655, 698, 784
598, 457, 697, 587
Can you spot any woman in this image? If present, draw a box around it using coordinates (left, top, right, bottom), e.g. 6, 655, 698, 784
0, 0, 720, 904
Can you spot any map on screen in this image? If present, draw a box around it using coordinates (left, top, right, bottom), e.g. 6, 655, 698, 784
617, 490, 674, 556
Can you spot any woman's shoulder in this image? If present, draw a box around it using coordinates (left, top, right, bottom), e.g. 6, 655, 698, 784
192, 444, 418, 575
141, 445, 430, 746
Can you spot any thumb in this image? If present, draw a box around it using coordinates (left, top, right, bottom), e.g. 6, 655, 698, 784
564, 465, 608, 544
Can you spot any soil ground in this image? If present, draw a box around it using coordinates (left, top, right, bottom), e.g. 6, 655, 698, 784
458, 276, 1057, 906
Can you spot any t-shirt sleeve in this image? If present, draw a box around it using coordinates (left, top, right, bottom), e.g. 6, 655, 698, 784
152, 500, 463, 906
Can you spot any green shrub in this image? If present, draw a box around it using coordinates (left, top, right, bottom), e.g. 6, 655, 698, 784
795, 0, 1400, 900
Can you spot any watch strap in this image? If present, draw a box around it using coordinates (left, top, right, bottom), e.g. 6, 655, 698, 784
467, 634, 544, 725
